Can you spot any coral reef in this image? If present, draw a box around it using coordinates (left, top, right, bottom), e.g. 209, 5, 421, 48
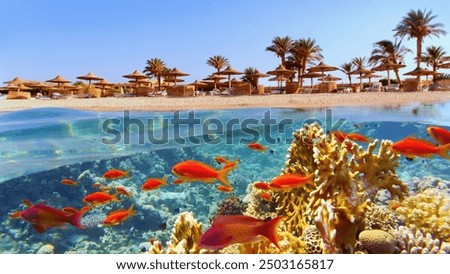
393, 226, 449, 254
216, 196, 248, 216
358, 229, 396, 254
300, 225, 323, 254
244, 183, 278, 220
395, 188, 450, 242
363, 205, 398, 231
275, 122, 409, 253
37, 244, 55, 254
165, 212, 203, 254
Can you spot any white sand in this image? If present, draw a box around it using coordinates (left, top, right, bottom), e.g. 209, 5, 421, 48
1, 92, 450, 112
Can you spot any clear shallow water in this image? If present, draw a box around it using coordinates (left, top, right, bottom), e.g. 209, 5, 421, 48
0, 103, 449, 253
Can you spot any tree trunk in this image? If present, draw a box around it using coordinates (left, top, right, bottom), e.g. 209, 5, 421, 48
158, 75, 161, 91
393, 68, 402, 85
416, 37, 422, 91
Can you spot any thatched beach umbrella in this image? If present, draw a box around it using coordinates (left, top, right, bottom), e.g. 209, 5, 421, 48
165, 68, 189, 87
94, 79, 115, 94
77, 72, 103, 87
267, 65, 295, 89
46, 75, 71, 92
5, 83, 31, 92
350, 67, 372, 89
373, 61, 406, 86
404, 67, 439, 82
189, 80, 208, 94
203, 74, 226, 90
123, 70, 148, 90
320, 74, 342, 83
246, 70, 269, 87
358, 72, 382, 85
308, 62, 338, 81
301, 71, 322, 90
3, 77, 26, 85
218, 66, 243, 89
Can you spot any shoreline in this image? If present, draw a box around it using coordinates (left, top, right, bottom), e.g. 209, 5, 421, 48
1, 91, 450, 112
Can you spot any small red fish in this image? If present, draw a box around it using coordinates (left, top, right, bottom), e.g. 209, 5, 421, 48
427, 126, 450, 145
198, 215, 284, 250
259, 192, 273, 202
215, 156, 230, 165
222, 160, 239, 170
172, 160, 236, 187
92, 182, 111, 191
141, 176, 168, 191
247, 142, 267, 152
269, 173, 315, 190
10, 199, 90, 233
217, 185, 233, 193
389, 136, 450, 159
103, 205, 136, 226
115, 186, 132, 197
82, 191, 120, 205
254, 182, 270, 190
390, 202, 403, 210
331, 131, 370, 143
60, 178, 78, 186
173, 179, 185, 184
103, 169, 130, 180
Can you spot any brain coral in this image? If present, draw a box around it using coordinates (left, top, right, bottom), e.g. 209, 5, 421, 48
359, 229, 396, 254
395, 188, 450, 242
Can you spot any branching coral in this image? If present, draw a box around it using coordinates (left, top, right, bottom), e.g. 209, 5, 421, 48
165, 211, 203, 254
275, 122, 408, 253
395, 188, 450, 242
238, 232, 307, 254
393, 226, 449, 254
363, 205, 399, 231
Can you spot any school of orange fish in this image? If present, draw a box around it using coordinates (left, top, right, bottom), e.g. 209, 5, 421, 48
9, 125, 450, 250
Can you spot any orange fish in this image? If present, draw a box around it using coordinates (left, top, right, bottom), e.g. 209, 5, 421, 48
82, 191, 120, 205
141, 176, 168, 191
259, 192, 273, 202
60, 178, 78, 186
92, 182, 111, 191
389, 136, 450, 159
254, 182, 270, 190
103, 205, 136, 226
427, 126, 450, 145
115, 186, 132, 197
172, 160, 236, 187
222, 160, 239, 170
215, 156, 230, 165
198, 215, 284, 250
217, 185, 233, 193
103, 169, 130, 180
173, 178, 185, 185
269, 173, 315, 190
247, 142, 267, 152
331, 131, 370, 143
10, 199, 90, 233
390, 201, 403, 210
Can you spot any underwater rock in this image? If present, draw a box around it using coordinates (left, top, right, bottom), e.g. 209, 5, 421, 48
37, 244, 55, 254
359, 229, 395, 254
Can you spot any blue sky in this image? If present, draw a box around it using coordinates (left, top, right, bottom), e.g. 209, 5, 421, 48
1, 0, 450, 85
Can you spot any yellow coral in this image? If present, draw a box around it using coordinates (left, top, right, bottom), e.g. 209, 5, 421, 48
359, 229, 396, 254
396, 188, 450, 242
393, 226, 449, 254
363, 205, 398, 231
275, 122, 408, 253
238, 232, 307, 254
166, 211, 203, 254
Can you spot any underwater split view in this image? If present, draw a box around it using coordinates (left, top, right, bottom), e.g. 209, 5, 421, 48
0, 104, 449, 254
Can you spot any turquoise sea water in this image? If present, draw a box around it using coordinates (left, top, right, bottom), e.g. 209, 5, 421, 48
0, 103, 449, 253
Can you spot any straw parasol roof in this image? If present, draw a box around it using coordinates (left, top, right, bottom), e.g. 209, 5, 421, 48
77, 72, 103, 87
164, 68, 189, 86
203, 74, 225, 90
123, 70, 147, 79
321, 74, 342, 82
301, 71, 323, 89
3, 77, 26, 85
5, 83, 32, 92
247, 70, 270, 78
372, 61, 406, 85
404, 67, 440, 82
218, 66, 243, 89
189, 80, 208, 86
267, 65, 295, 89
46, 75, 71, 84
350, 67, 373, 88
358, 72, 382, 85
308, 62, 338, 81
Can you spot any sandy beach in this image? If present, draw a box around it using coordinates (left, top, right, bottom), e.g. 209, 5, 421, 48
1, 91, 450, 112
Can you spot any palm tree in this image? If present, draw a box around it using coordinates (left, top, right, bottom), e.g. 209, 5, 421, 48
144, 58, 167, 91
340, 62, 354, 86
266, 36, 294, 66
393, 9, 446, 90
421, 45, 450, 82
206, 55, 229, 73
370, 39, 411, 84
351, 56, 368, 69
241, 67, 258, 88
287, 38, 323, 86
